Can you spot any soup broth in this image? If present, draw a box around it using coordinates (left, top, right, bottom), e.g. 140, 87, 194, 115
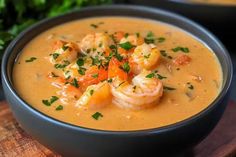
13, 17, 222, 131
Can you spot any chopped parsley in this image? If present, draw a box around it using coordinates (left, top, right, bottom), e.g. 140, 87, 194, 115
50, 72, 59, 77
78, 67, 86, 75
146, 71, 167, 80
42, 96, 59, 106
70, 78, 79, 88
144, 31, 155, 44
107, 78, 113, 83
124, 33, 129, 38
90, 24, 98, 28
55, 105, 63, 111
92, 73, 99, 78
54, 60, 70, 69
52, 53, 59, 60
157, 37, 166, 43
160, 50, 172, 59
62, 45, 69, 51
144, 54, 151, 59
90, 89, 94, 96
76, 58, 84, 66
136, 32, 140, 37
120, 62, 130, 73
172, 46, 189, 53
145, 73, 155, 78
92, 112, 103, 120
25, 57, 37, 62
164, 86, 176, 91
119, 42, 134, 50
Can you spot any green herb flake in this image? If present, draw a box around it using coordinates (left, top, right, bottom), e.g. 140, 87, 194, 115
124, 33, 129, 38
76, 58, 84, 66
52, 53, 59, 60
157, 37, 166, 43
121, 62, 130, 73
90, 89, 94, 96
144, 31, 155, 44
92, 112, 103, 120
146, 73, 155, 78
25, 57, 37, 62
62, 45, 69, 51
156, 74, 167, 80
144, 54, 151, 59
42, 96, 59, 106
90, 24, 98, 28
119, 42, 134, 50
55, 105, 63, 111
160, 50, 167, 57
92, 73, 99, 78
78, 67, 86, 75
136, 32, 140, 38
172, 46, 190, 53
164, 86, 176, 91
107, 78, 113, 83
70, 78, 79, 88
50, 72, 59, 77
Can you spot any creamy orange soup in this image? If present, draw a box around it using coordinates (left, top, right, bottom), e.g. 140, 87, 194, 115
13, 17, 222, 131
190, 0, 236, 5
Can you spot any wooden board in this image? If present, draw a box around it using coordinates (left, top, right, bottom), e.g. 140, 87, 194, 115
0, 100, 236, 157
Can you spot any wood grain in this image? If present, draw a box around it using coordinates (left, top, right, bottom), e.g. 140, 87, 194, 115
0, 100, 236, 157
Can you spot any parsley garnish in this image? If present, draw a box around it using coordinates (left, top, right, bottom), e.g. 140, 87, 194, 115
70, 78, 79, 88
121, 62, 130, 73
76, 58, 84, 66
157, 37, 166, 43
62, 45, 69, 51
144, 31, 155, 44
119, 42, 134, 50
78, 67, 86, 75
55, 105, 63, 111
107, 78, 113, 83
92, 112, 103, 120
144, 54, 151, 59
90, 24, 98, 28
164, 86, 176, 91
25, 57, 37, 62
50, 72, 59, 77
52, 53, 59, 60
92, 73, 99, 78
54, 60, 70, 69
42, 96, 59, 106
90, 89, 94, 96
124, 33, 129, 38
146, 71, 167, 80
172, 46, 189, 53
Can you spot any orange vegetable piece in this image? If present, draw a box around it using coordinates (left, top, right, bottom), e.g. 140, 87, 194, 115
78, 66, 108, 89
108, 57, 128, 80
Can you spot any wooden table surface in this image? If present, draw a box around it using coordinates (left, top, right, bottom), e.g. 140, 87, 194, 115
0, 100, 236, 157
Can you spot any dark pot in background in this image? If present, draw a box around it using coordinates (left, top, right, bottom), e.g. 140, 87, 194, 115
1, 5, 233, 157
127, 0, 236, 48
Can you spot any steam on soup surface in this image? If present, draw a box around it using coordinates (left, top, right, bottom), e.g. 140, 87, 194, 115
190, 0, 236, 5
13, 17, 222, 131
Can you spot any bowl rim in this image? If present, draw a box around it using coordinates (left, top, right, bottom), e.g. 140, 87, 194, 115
1, 5, 233, 135
169, 0, 236, 7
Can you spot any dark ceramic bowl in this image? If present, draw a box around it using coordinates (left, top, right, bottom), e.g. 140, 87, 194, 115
1, 5, 233, 157
127, 0, 236, 47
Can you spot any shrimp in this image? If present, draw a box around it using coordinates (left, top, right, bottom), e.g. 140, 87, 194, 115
173, 54, 191, 66
129, 43, 161, 74
76, 81, 112, 109
111, 69, 163, 110
79, 33, 113, 57
50, 77, 82, 105
50, 40, 79, 64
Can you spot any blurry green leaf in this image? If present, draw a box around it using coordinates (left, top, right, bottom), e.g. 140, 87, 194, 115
0, 0, 6, 9
8, 19, 36, 35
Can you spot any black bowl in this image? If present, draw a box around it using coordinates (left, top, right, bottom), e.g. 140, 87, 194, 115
1, 5, 233, 157
127, 0, 236, 48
